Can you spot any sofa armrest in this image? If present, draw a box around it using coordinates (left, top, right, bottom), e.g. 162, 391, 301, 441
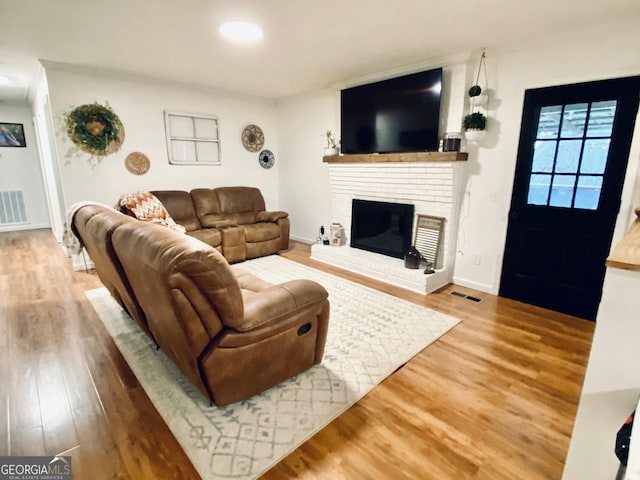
199, 216, 238, 228
235, 279, 328, 332
255, 210, 288, 223
211, 219, 238, 228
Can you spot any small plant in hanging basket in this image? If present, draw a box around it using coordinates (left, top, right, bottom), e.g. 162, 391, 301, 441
463, 112, 487, 131
467, 51, 489, 106
468, 85, 482, 97
463, 111, 487, 142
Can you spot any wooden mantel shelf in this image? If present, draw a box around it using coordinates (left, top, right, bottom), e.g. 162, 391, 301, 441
606, 208, 640, 271
323, 151, 468, 163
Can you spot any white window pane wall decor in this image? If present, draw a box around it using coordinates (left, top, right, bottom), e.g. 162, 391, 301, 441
165, 110, 221, 165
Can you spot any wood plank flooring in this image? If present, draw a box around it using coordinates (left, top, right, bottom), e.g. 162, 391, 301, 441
0, 229, 595, 479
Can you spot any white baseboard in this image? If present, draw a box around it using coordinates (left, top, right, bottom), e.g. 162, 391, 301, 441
0, 223, 50, 233
452, 276, 495, 294
289, 234, 314, 244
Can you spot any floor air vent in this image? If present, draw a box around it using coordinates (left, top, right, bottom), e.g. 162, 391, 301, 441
450, 291, 483, 303
0, 191, 27, 225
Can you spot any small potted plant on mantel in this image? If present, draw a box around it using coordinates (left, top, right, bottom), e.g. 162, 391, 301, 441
324, 130, 339, 156
463, 111, 487, 142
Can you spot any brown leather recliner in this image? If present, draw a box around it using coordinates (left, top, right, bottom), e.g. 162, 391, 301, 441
150, 190, 223, 252
72, 204, 154, 340
190, 186, 290, 262
110, 219, 330, 406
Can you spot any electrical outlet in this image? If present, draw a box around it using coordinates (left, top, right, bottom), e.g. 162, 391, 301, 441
471, 254, 481, 265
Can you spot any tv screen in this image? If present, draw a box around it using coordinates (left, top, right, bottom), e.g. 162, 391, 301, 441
340, 68, 442, 154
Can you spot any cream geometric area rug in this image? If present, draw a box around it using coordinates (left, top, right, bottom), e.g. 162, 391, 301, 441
86, 255, 460, 479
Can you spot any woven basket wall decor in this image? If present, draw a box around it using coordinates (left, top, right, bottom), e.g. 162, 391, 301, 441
125, 152, 150, 175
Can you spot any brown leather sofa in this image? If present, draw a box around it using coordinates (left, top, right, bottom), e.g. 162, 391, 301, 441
119, 187, 290, 264
72, 204, 330, 406
73, 203, 154, 340
190, 187, 290, 262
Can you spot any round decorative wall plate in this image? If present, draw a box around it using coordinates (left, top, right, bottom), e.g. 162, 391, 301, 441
65, 102, 125, 156
125, 152, 150, 175
258, 149, 275, 169
242, 124, 264, 152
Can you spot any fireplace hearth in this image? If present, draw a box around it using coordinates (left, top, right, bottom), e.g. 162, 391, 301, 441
311, 156, 466, 294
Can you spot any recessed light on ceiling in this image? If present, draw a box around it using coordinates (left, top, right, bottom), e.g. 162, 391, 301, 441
0, 75, 11, 85
219, 21, 263, 42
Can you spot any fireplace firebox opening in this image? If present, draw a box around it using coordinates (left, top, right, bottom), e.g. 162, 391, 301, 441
350, 199, 414, 259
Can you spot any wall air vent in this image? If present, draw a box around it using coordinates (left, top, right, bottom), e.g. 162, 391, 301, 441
0, 191, 27, 225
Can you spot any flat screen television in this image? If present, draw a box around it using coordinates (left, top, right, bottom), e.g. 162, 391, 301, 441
340, 67, 443, 154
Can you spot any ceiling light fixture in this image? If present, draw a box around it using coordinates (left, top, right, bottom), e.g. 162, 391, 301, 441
219, 21, 263, 42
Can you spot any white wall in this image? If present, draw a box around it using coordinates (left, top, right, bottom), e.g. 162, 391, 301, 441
276, 90, 336, 243
44, 65, 281, 211
453, 20, 640, 294
583, 268, 640, 394
276, 21, 640, 294
0, 102, 50, 232
276, 62, 468, 244
41, 21, 640, 297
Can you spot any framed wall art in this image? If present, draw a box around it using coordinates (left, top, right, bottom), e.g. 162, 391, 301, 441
164, 111, 221, 165
0, 123, 26, 147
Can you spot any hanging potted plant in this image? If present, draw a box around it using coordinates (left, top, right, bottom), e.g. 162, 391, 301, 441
468, 51, 489, 107
463, 111, 487, 142
324, 130, 339, 156
468, 85, 488, 107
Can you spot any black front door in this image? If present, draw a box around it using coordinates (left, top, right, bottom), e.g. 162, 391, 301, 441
500, 76, 640, 320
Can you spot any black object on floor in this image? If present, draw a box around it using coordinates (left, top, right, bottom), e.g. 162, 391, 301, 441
615, 410, 635, 466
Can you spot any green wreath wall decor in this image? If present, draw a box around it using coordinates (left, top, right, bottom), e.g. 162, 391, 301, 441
65, 102, 125, 157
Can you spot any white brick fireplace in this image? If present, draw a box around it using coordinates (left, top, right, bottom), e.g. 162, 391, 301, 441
311, 153, 467, 294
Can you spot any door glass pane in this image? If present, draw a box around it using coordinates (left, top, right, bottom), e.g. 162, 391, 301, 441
537, 105, 562, 139
580, 139, 610, 174
560, 103, 588, 138
528, 98, 616, 211
549, 175, 576, 207
171, 140, 196, 162
169, 115, 194, 138
587, 100, 617, 137
574, 176, 603, 210
532, 140, 556, 172
527, 174, 551, 205
555, 140, 582, 173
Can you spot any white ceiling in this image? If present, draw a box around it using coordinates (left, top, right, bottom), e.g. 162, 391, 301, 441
1, 0, 639, 102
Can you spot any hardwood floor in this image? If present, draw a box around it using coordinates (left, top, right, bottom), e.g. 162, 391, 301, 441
0, 229, 595, 479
